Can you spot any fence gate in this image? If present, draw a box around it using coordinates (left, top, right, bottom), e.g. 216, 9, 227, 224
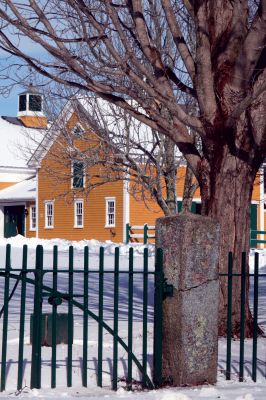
0, 244, 165, 392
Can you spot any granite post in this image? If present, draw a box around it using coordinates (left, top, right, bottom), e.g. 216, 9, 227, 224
155, 213, 220, 386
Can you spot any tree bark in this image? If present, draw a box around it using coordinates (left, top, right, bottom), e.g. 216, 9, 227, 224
202, 149, 258, 336
181, 164, 199, 213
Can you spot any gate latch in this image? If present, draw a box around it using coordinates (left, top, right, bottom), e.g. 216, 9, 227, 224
48, 294, 63, 306
163, 280, 174, 298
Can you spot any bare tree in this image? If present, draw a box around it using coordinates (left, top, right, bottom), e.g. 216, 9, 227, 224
0, 0, 265, 335
26, 94, 197, 216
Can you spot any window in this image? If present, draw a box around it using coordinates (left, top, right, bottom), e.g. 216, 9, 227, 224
72, 123, 84, 137
19, 95, 27, 112
29, 94, 42, 112
105, 197, 115, 227
74, 200, 84, 228
72, 161, 84, 188
45, 201, 54, 228
30, 205, 36, 231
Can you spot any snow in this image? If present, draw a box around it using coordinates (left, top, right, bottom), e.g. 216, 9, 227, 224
0, 177, 36, 201
0, 236, 266, 400
0, 235, 154, 256
0, 117, 42, 168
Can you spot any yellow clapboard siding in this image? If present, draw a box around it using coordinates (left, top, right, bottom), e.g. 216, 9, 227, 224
18, 115, 48, 128
252, 173, 261, 202
38, 179, 124, 242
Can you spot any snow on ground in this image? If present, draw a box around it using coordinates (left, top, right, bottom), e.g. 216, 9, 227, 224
0, 236, 266, 399
0, 235, 155, 256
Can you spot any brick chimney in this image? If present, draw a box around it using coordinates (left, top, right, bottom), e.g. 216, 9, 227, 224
17, 86, 47, 128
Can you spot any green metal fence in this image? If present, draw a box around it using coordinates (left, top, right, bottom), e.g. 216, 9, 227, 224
250, 230, 266, 248
0, 244, 166, 391
221, 252, 265, 382
126, 224, 156, 244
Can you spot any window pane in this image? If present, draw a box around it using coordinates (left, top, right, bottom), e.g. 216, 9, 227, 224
19, 95, 26, 112
29, 95, 42, 111
73, 162, 84, 188
75, 201, 83, 226
31, 206, 36, 229
46, 203, 53, 227
73, 124, 84, 136
106, 199, 115, 226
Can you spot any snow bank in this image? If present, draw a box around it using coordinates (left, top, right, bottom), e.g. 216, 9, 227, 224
0, 235, 155, 256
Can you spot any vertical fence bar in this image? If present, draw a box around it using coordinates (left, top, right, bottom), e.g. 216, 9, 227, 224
17, 245, 28, 390
0, 244, 11, 392
82, 246, 89, 387
252, 252, 259, 382
226, 252, 233, 380
126, 223, 130, 244
31, 245, 43, 389
112, 247, 119, 390
51, 245, 58, 389
127, 247, 134, 387
143, 224, 148, 245
239, 252, 246, 382
97, 247, 104, 387
142, 247, 148, 387
67, 246, 74, 387
153, 248, 163, 387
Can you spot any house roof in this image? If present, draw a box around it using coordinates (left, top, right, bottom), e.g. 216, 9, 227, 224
0, 116, 44, 169
28, 96, 183, 167
1, 116, 24, 126
0, 176, 36, 202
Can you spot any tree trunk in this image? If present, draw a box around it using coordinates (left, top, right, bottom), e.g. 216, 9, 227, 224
182, 165, 199, 213
203, 151, 258, 336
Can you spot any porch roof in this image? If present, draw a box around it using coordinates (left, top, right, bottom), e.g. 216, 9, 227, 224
0, 176, 36, 202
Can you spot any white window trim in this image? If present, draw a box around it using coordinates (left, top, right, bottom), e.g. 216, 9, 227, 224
44, 200, 54, 229
71, 161, 85, 189
17, 93, 44, 117
74, 199, 84, 228
105, 197, 116, 228
30, 205, 37, 231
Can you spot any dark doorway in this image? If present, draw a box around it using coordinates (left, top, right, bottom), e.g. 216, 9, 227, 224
4, 205, 25, 238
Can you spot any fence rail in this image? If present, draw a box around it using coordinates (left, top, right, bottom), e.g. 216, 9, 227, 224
0, 244, 165, 391
250, 230, 266, 247
126, 224, 155, 244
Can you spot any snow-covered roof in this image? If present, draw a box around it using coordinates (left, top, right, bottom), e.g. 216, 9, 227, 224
0, 176, 36, 202
28, 96, 183, 167
0, 116, 44, 168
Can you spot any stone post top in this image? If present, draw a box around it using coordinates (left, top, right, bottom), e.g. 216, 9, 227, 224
156, 212, 219, 227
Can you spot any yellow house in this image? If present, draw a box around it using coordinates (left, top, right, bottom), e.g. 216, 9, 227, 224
26, 97, 264, 244
0, 91, 264, 243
